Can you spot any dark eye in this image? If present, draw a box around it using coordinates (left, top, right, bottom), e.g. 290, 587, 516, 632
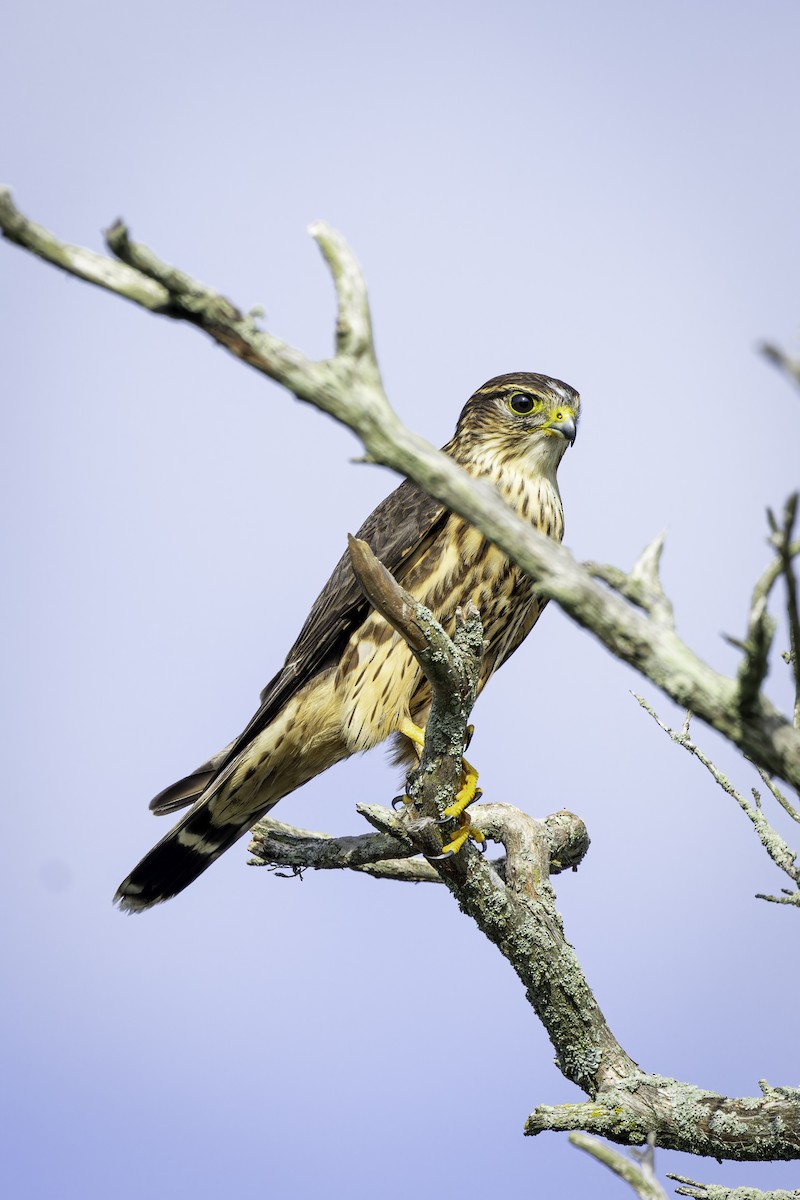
508, 392, 537, 415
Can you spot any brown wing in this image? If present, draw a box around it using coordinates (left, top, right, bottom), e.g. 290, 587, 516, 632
149, 477, 448, 814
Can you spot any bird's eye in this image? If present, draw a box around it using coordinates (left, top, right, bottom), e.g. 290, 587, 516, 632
508, 393, 538, 416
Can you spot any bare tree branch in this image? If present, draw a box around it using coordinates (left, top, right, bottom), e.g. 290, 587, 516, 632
669, 1172, 800, 1199
755, 769, 800, 824
3, 188, 800, 796
247, 812, 442, 883
634, 700, 799, 902
526, 1080, 800, 1160
749, 530, 800, 620
767, 495, 800, 728
248, 805, 590, 884
728, 594, 777, 719
4, 192, 800, 1167
570, 1132, 669, 1200
0, 192, 171, 310
761, 340, 800, 392
252, 539, 800, 1162
586, 533, 675, 628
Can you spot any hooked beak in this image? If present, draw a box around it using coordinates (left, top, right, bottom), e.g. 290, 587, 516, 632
545, 409, 577, 446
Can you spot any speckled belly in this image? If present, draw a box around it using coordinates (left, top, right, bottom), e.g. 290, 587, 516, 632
335, 519, 548, 754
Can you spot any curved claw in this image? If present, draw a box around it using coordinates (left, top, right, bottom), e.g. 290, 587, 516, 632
424, 847, 456, 861
391, 794, 409, 811
464, 723, 475, 752
443, 787, 483, 821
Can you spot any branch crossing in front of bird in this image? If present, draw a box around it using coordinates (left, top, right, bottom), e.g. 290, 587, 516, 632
397, 717, 485, 856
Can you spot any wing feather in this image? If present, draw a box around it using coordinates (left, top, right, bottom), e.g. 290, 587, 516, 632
208, 477, 448, 780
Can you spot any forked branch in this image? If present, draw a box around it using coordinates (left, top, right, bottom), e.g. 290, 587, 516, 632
2, 187, 800, 795
4, 190, 800, 1168
669, 1171, 800, 1198
253, 538, 800, 1161
635, 699, 799, 905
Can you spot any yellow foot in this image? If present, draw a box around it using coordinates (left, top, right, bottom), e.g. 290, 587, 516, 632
439, 813, 486, 857
398, 717, 483, 841
443, 756, 481, 820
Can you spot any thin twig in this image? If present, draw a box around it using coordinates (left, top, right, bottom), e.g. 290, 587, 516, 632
756, 768, 800, 824
570, 1132, 668, 1200
760, 340, 800, 391
669, 1171, 800, 1198
635, 698, 799, 894
754, 888, 800, 907
770, 495, 800, 728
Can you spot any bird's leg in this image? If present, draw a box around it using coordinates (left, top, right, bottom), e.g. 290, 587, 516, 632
392, 719, 427, 809
397, 719, 484, 855
440, 723, 485, 853
398, 719, 480, 815
398, 718, 426, 761
443, 756, 481, 819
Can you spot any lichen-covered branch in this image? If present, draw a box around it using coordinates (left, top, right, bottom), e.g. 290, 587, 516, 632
755, 769, 800, 825
340, 541, 642, 1099
309, 540, 800, 1163
669, 1172, 800, 1199
586, 533, 675, 629
4, 190, 800, 1166
526, 1078, 800, 1161
247, 805, 589, 884
635, 701, 799, 905
247, 811, 443, 883
2, 188, 800, 797
346, 533, 485, 840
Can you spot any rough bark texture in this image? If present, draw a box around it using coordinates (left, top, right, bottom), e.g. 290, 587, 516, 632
3, 191, 798, 1171
2, 187, 799, 792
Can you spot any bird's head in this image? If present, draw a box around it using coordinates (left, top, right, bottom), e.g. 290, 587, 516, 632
452, 372, 580, 478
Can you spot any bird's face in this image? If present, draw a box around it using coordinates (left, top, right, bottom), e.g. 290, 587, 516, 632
453, 372, 580, 478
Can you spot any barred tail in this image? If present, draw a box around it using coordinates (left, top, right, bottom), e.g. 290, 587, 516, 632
114, 799, 252, 913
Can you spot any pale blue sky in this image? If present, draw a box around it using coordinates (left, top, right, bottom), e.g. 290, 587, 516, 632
1, 2, 799, 1197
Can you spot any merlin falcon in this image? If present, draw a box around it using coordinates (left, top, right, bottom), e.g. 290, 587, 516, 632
115, 372, 579, 911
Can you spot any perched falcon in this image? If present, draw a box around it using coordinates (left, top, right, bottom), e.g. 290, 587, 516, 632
115, 372, 579, 911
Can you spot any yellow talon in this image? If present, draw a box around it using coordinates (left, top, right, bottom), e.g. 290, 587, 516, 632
398, 719, 484, 846
443, 756, 480, 819
440, 812, 486, 856
440, 821, 473, 857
